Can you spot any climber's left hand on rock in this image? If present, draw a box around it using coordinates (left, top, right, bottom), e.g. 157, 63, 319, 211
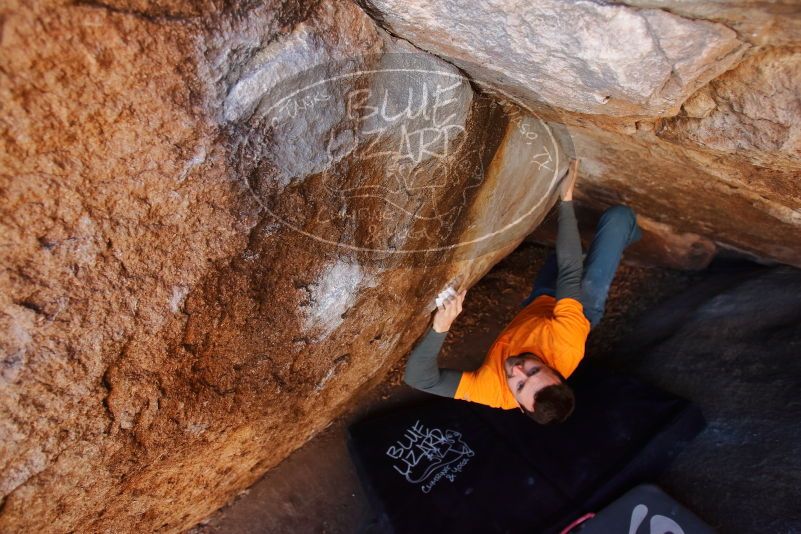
433, 288, 467, 333
560, 159, 580, 201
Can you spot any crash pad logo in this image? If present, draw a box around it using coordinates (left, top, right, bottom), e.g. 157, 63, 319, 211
385, 420, 475, 493
629, 503, 687, 534
234, 52, 571, 262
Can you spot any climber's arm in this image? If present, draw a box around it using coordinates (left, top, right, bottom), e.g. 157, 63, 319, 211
555, 160, 583, 301
403, 288, 467, 397
539, 160, 591, 373
403, 326, 462, 397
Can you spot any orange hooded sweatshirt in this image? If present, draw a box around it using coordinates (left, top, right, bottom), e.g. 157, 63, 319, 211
454, 295, 591, 409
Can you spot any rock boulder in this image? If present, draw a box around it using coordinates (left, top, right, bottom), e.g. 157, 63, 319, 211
0, 1, 567, 531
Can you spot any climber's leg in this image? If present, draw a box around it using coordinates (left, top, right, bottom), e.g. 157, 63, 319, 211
521, 251, 558, 307
580, 205, 642, 328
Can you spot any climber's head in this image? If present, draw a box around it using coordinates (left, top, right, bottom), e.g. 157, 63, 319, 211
504, 353, 575, 424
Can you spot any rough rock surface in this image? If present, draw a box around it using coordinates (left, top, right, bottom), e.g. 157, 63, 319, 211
659, 48, 801, 173
614, 0, 801, 47
0, 1, 566, 532
2, 0, 801, 532
364, 0, 748, 116
365, 0, 801, 266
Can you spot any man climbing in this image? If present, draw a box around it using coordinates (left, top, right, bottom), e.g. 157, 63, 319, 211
404, 159, 642, 424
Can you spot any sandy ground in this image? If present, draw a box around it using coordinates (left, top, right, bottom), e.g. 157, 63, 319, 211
188, 242, 706, 533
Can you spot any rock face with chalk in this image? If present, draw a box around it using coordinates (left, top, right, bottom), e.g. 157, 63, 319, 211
366, 0, 801, 268
0, 1, 565, 532
435, 286, 460, 309
1, 0, 800, 532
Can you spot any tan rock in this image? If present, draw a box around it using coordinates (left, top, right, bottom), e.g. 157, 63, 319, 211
681, 88, 717, 119
564, 122, 801, 267
615, 0, 801, 47
0, 1, 568, 532
365, 0, 747, 116
2, 1, 801, 532
629, 216, 717, 271
659, 48, 801, 172
364, 0, 801, 267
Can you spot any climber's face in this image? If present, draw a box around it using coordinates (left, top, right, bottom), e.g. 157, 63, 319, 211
504, 354, 561, 412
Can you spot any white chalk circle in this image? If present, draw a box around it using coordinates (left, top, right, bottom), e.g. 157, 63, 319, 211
238, 53, 572, 257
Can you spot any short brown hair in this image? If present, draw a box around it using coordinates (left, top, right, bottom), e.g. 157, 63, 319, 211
523, 381, 575, 425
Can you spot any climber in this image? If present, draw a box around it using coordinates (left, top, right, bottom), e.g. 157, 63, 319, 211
403, 159, 642, 424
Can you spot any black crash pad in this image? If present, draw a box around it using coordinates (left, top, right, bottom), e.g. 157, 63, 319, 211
347, 364, 705, 534
572, 484, 713, 533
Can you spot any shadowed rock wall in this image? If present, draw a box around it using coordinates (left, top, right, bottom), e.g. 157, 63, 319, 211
0, 1, 566, 532
610, 266, 801, 532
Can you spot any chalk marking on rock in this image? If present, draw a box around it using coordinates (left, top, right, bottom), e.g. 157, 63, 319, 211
243, 66, 565, 254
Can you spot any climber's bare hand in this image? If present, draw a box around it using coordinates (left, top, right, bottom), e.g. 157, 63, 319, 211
560, 159, 580, 201
433, 289, 467, 333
